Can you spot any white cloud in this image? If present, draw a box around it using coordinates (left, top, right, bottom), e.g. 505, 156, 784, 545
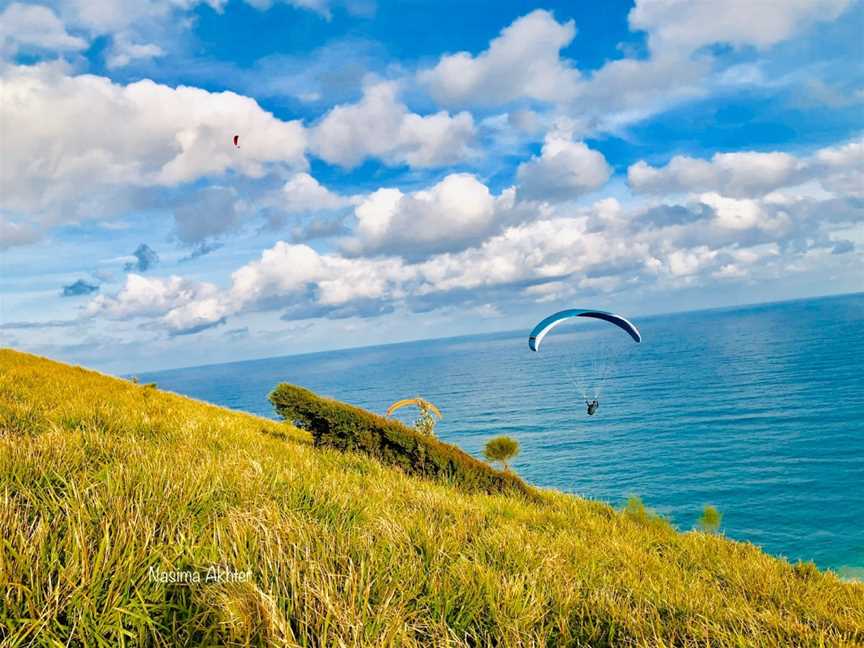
628, 139, 864, 198
1, 63, 306, 226
84, 178, 863, 335
814, 139, 864, 197
55, 0, 215, 36
629, 152, 805, 197
412, 8, 712, 137
0, 3, 87, 57
419, 9, 580, 107
225, 241, 414, 314
629, 0, 852, 53
0, 216, 39, 250
32, 0, 330, 80
280, 172, 354, 214
54, 0, 327, 39
699, 193, 769, 231
259, 173, 356, 234
162, 295, 228, 334
571, 53, 710, 133
105, 35, 164, 68
242, 0, 332, 18
415, 3, 852, 138
310, 81, 475, 168
664, 246, 718, 277
87, 274, 218, 320
172, 186, 247, 245
344, 173, 522, 258
516, 132, 611, 201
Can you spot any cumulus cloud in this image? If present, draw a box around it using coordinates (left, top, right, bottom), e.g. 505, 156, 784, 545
629, 151, 805, 197
227, 242, 413, 312
310, 81, 475, 168
0, 3, 87, 57
1, 63, 306, 226
420, 9, 580, 107
572, 53, 710, 133
343, 173, 526, 258
55, 0, 222, 38
291, 215, 349, 242
61, 279, 99, 297
173, 186, 246, 245
162, 297, 228, 335
813, 139, 864, 197
414, 7, 709, 134
570, 0, 854, 131
124, 244, 160, 272
261, 172, 356, 232
279, 172, 354, 214
105, 35, 164, 69
629, 0, 852, 53
83, 176, 862, 337
516, 133, 611, 201
87, 273, 222, 335
48, 0, 332, 70
628, 139, 864, 197
54, 0, 334, 40
417, 2, 851, 136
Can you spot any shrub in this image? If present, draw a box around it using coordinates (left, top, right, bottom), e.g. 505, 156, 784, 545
623, 495, 649, 520
698, 505, 723, 533
269, 383, 536, 500
622, 495, 671, 531
483, 436, 520, 471
413, 409, 438, 437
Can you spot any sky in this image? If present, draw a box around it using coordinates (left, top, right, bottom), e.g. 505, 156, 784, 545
0, 0, 862, 373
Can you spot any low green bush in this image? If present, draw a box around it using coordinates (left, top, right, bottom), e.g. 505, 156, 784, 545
269, 383, 536, 500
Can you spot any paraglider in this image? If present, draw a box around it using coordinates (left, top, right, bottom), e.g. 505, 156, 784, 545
528, 309, 641, 351
232, 134, 240, 148
528, 309, 641, 415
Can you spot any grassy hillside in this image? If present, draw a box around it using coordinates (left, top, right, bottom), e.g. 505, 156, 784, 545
1, 349, 862, 646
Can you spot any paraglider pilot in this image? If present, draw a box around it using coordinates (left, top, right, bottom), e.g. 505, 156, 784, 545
528, 309, 641, 416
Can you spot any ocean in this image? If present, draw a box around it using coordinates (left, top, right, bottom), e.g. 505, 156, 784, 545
138, 293, 864, 575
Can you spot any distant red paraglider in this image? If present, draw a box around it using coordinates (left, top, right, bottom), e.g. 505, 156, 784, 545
232, 134, 240, 148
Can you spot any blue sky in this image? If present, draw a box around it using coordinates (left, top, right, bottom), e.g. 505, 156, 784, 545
1, 0, 862, 373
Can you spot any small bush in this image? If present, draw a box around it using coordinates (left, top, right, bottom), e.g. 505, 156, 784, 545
624, 495, 649, 520
698, 505, 723, 533
269, 383, 536, 499
413, 409, 438, 437
483, 436, 520, 471
622, 495, 671, 531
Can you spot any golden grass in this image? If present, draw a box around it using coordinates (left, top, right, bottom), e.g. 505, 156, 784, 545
0, 348, 862, 646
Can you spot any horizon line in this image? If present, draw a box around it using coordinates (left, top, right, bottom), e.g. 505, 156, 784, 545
129, 289, 864, 377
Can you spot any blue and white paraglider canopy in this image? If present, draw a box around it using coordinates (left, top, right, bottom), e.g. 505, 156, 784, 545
528, 309, 641, 352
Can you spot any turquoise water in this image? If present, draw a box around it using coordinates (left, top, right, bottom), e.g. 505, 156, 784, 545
139, 294, 864, 573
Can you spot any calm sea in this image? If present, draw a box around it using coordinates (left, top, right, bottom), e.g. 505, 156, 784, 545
138, 294, 864, 574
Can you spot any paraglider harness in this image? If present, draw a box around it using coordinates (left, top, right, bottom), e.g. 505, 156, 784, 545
586, 399, 599, 416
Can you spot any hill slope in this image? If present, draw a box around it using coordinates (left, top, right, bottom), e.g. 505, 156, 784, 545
1, 349, 862, 646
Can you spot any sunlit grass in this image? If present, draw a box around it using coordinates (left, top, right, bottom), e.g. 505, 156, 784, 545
1, 348, 862, 646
